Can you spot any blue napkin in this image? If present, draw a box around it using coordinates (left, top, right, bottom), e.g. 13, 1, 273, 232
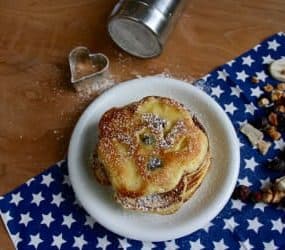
1, 33, 285, 250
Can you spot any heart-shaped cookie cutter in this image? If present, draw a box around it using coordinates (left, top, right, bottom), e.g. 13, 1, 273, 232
69, 46, 110, 93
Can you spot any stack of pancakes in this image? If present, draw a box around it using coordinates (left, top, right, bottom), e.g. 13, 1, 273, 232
93, 96, 211, 215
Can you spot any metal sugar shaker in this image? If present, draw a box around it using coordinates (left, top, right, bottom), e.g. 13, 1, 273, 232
108, 0, 187, 58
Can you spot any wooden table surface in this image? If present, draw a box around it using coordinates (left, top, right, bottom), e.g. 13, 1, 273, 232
0, 0, 284, 248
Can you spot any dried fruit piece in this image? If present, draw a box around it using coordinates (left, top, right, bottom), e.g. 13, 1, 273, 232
261, 188, 285, 203
240, 123, 271, 154
266, 126, 281, 140
240, 123, 263, 145
274, 176, 285, 192
256, 140, 271, 155
263, 84, 274, 92
267, 158, 285, 172
268, 112, 278, 126
232, 185, 251, 202
258, 97, 270, 107
259, 117, 270, 131
271, 90, 284, 101
278, 113, 285, 131
275, 105, 285, 113
277, 83, 285, 91
250, 191, 262, 202
251, 76, 260, 84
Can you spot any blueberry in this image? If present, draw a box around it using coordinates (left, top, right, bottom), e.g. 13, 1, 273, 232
153, 118, 166, 129
147, 157, 162, 170
140, 134, 155, 145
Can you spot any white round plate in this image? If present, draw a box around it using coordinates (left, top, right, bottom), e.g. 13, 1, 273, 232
68, 76, 240, 242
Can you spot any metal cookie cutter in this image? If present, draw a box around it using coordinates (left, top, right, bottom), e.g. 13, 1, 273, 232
69, 46, 111, 94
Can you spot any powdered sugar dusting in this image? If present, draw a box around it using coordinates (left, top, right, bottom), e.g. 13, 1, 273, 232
141, 113, 167, 133
162, 120, 187, 149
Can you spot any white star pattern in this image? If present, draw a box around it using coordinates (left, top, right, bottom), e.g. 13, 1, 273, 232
201, 74, 210, 82
253, 44, 261, 51
1, 35, 285, 250
268, 40, 280, 51
238, 176, 252, 186
141, 241, 155, 250
211, 86, 224, 98
165, 240, 178, 250
274, 138, 285, 150
227, 59, 235, 66
29, 233, 43, 249
263, 240, 277, 250
57, 159, 65, 167
84, 215, 96, 228
41, 212, 54, 227
250, 86, 263, 98
230, 86, 242, 98
213, 239, 228, 250
242, 55, 255, 66
245, 102, 257, 115
96, 236, 111, 250
254, 202, 266, 212
190, 238, 204, 250
231, 199, 245, 211
238, 120, 248, 128
244, 157, 258, 171
63, 175, 71, 186
52, 233, 66, 249
271, 218, 284, 234
118, 238, 131, 250
236, 70, 249, 82
217, 69, 229, 81
224, 102, 237, 115
255, 70, 268, 82
262, 54, 274, 64
2, 211, 13, 223
19, 212, 33, 227
73, 235, 87, 250
203, 221, 214, 233
240, 239, 254, 250
31, 192, 44, 206
224, 217, 239, 231
11, 232, 22, 247
73, 197, 82, 207
41, 173, 54, 187
259, 177, 271, 189
10, 192, 23, 206
239, 141, 245, 148
62, 213, 76, 229
247, 217, 263, 233
26, 178, 35, 186
51, 193, 64, 207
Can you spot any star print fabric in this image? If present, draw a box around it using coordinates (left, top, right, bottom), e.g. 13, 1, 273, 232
1, 33, 285, 250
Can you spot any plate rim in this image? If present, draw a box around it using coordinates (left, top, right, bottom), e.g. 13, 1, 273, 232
67, 76, 240, 242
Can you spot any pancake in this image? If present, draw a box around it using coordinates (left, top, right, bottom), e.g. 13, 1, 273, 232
94, 96, 211, 214
115, 153, 211, 214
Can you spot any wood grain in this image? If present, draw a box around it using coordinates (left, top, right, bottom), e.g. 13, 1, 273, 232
0, 0, 284, 248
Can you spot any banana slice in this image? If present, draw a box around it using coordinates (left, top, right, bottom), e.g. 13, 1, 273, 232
269, 58, 285, 81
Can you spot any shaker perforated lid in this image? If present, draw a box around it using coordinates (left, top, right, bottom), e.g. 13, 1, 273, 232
108, 0, 185, 58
